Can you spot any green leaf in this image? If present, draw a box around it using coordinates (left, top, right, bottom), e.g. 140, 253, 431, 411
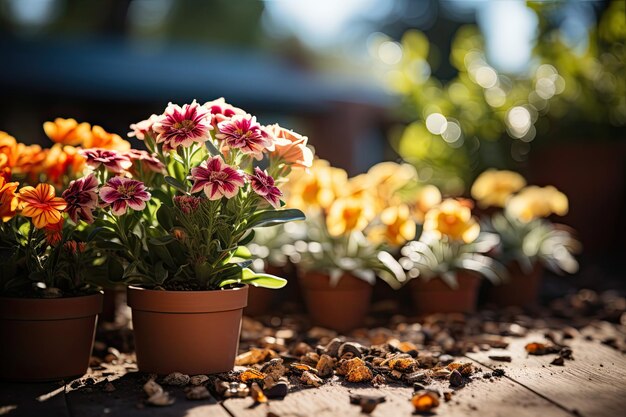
164, 176, 188, 193
238, 229, 255, 246
94, 241, 127, 251
205, 140, 221, 157
233, 245, 252, 259
246, 209, 305, 229
240, 268, 287, 289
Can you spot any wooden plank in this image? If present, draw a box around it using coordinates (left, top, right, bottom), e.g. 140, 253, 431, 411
64, 363, 231, 417
0, 381, 69, 417
222, 359, 572, 417
467, 330, 626, 417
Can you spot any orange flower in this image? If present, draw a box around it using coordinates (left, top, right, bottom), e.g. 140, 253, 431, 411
0, 176, 19, 222
0, 131, 19, 168
12, 143, 47, 179
83, 125, 131, 151
423, 199, 480, 243
43, 118, 92, 146
0, 154, 11, 182
266, 124, 313, 169
44, 217, 64, 246
42, 144, 87, 186
18, 183, 67, 229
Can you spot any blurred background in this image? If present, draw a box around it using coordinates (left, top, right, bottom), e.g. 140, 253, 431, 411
0, 0, 624, 294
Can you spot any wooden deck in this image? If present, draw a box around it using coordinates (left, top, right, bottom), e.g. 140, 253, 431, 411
1, 329, 625, 417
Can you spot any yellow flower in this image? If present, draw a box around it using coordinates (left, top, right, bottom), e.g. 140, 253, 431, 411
326, 196, 374, 237
412, 184, 442, 223
287, 159, 348, 211
367, 161, 417, 206
506, 185, 568, 222
423, 199, 480, 243
0, 176, 19, 222
43, 118, 92, 146
368, 204, 416, 246
18, 184, 67, 229
471, 169, 526, 208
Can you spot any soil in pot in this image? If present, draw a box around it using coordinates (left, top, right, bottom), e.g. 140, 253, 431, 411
486, 261, 543, 308
0, 292, 103, 382
299, 271, 372, 333
127, 285, 248, 375
409, 271, 480, 315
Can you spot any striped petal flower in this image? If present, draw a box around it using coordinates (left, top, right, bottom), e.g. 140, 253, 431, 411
100, 177, 151, 216
216, 115, 272, 157
189, 156, 245, 200
153, 100, 212, 150
248, 167, 282, 208
79, 148, 133, 174
62, 173, 99, 224
18, 183, 67, 229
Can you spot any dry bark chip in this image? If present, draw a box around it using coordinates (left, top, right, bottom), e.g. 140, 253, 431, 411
338, 342, 364, 359
250, 382, 268, 403
349, 394, 386, 414
411, 390, 440, 413
289, 362, 317, 375
146, 391, 175, 407
235, 348, 277, 366
190, 375, 209, 386
488, 355, 512, 362
449, 370, 464, 387
323, 338, 342, 357
163, 372, 190, 386
240, 368, 266, 383
525, 342, 559, 355
300, 371, 323, 387
347, 365, 373, 383
264, 378, 289, 398
551, 356, 565, 366
186, 386, 211, 400
143, 379, 164, 397
316, 354, 336, 378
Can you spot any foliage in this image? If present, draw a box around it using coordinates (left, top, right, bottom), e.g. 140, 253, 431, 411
399, 198, 506, 289
388, 2, 625, 192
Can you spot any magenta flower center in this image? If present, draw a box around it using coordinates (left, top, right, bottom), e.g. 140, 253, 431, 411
210, 171, 229, 181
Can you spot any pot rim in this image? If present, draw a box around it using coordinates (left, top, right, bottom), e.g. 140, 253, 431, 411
127, 284, 248, 313
0, 291, 104, 320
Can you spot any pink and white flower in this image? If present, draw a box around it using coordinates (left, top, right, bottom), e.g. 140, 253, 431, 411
203, 98, 246, 128
189, 156, 245, 200
128, 114, 160, 140
62, 173, 99, 224
79, 148, 133, 173
215, 115, 272, 157
125, 149, 166, 173
153, 100, 212, 150
100, 176, 151, 216
248, 167, 282, 208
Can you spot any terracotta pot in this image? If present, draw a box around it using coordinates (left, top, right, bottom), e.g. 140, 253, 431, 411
127, 285, 248, 375
486, 262, 543, 307
244, 265, 282, 317
0, 292, 103, 381
299, 272, 372, 333
100, 287, 125, 323
409, 272, 480, 315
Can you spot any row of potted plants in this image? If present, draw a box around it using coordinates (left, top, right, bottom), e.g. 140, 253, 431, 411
248, 163, 580, 330
0, 101, 579, 382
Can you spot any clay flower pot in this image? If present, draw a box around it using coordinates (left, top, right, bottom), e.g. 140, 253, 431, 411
486, 261, 543, 308
0, 292, 103, 381
299, 271, 372, 333
409, 271, 480, 315
244, 265, 283, 317
127, 285, 248, 375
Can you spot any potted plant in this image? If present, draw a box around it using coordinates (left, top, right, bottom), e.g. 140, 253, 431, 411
0, 130, 104, 381
484, 185, 580, 307
399, 199, 506, 315
85, 99, 309, 375
285, 160, 410, 332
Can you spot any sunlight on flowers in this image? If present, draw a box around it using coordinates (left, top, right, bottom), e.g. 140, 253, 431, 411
423, 199, 480, 243
471, 169, 526, 208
